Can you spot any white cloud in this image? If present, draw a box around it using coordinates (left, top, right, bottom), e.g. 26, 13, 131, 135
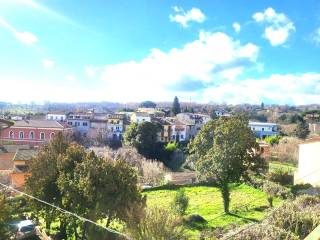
0, 16, 38, 45
65, 74, 76, 82
203, 73, 320, 105
311, 27, 320, 46
42, 58, 55, 69
84, 65, 99, 78
94, 31, 259, 102
233, 22, 241, 33
170, 7, 206, 28
252, 7, 295, 46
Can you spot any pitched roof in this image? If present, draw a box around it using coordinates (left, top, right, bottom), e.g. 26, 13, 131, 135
12, 120, 65, 129
0, 145, 30, 153
0, 152, 14, 170
13, 149, 37, 161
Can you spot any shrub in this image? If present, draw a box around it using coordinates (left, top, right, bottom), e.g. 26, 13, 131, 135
291, 184, 313, 196
171, 189, 189, 216
263, 181, 291, 207
267, 169, 294, 185
91, 147, 166, 186
223, 223, 299, 240
265, 135, 281, 145
266, 195, 320, 239
127, 207, 189, 240
165, 141, 178, 152
269, 137, 302, 164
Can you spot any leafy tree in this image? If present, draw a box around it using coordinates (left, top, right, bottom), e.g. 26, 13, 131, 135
26, 132, 145, 239
0, 191, 12, 239
171, 189, 189, 215
189, 115, 264, 213
139, 101, 156, 108
293, 120, 310, 139
172, 96, 181, 115
263, 181, 290, 207
124, 122, 162, 159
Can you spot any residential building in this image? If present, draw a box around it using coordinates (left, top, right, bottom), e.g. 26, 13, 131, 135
67, 113, 92, 135
176, 113, 211, 139
156, 118, 188, 143
107, 114, 125, 139
0, 145, 37, 189
0, 120, 72, 146
249, 122, 279, 138
46, 112, 68, 122
130, 112, 151, 124
295, 137, 320, 186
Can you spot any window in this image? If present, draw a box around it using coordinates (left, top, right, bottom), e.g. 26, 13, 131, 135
262, 128, 264, 131
117, 120, 120, 124
29, 131, 34, 139
9, 131, 14, 139
40, 132, 45, 140
68, 122, 73, 125
83, 122, 88, 126
181, 135, 184, 139
172, 135, 175, 140
50, 132, 55, 139
19, 131, 24, 139
116, 126, 119, 130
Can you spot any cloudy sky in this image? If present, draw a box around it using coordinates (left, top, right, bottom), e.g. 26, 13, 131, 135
0, 0, 320, 104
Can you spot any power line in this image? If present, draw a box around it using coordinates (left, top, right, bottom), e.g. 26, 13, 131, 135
0, 182, 130, 240
222, 167, 320, 239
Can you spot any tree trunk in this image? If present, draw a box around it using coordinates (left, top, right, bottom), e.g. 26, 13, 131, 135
220, 182, 230, 214
60, 220, 67, 239
268, 197, 273, 207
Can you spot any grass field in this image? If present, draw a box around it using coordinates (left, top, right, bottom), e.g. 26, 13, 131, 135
144, 184, 281, 238
269, 161, 297, 173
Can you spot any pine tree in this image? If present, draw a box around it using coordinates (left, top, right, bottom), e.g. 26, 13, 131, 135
172, 96, 181, 115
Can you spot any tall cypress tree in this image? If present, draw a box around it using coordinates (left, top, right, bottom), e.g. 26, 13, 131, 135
172, 96, 181, 115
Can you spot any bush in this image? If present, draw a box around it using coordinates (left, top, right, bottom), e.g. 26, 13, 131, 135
265, 135, 281, 145
266, 195, 320, 239
291, 184, 313, 196
263, 181, 292, 207
269, 137, 302, 164
267, 169, 294, 185
165, 141, 178, 152
223, 223, 299, 240
91, 147, 166, 186
127, 207, 189, 240
171, 189, 189, 216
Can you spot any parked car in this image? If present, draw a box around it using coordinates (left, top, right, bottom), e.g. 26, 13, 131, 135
12, 220, 37, 240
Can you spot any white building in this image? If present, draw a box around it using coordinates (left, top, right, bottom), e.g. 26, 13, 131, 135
248, 122, 279, 138
46, 112, 67, 122
295, 138, 320, 187
67, 113, 92, 135
130, 112, 151, 124
107, 114, 125, 139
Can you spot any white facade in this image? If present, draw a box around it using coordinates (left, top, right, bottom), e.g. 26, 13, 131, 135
67, 113, 92, 135
248, 122, 278, 138
295, 140, 320, 186
107, 114, 125, 139
46, 113, 67, 122
130, 113, 151, 124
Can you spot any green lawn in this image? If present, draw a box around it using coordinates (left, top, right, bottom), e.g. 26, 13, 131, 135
269, 161, 297, 173
144, 184, 281, 238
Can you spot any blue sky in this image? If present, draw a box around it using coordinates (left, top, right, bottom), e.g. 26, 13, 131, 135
0, 0, 320, 104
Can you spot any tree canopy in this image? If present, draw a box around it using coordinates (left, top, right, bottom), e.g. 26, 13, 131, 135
25, 132, 145, 239
123, 122, 162, 159
188, 114, 264, 213
139, 101, 157, 108
172, 96, 181, 115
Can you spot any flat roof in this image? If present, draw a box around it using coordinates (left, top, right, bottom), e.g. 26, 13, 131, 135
249, 121, 278, 126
